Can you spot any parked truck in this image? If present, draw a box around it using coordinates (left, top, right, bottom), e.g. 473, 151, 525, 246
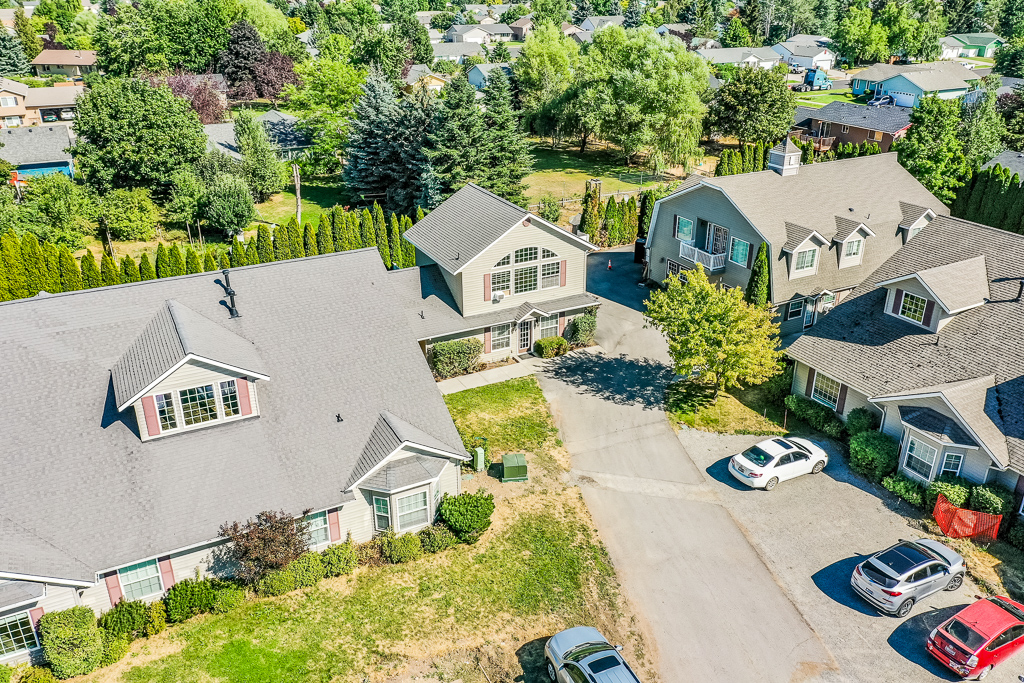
793, 68, 832, 92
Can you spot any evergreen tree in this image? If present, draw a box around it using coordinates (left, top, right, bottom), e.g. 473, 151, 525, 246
604, 197, 620, 246
14, 9, 41, 61
286, 215, 304, 258
623, 0, 643, 26
155, 243, 170, 278
624, 196, 639, 243
120, 255, 140, 283
742, 0, 766, 40
234, 110, 284, 202
273, 224, 292, 260
58, 245, 82, 292
317, 214, 334, 254
257, 224, 274, 263
426, 74, 486, 196
100, 253, 121, 287
343, 68, 402, 209
716, 149, 729, 176
348, 211, 363, 249
138, 253, 156, 281
245, 238, 259, 265
80, 251, 101, 288
20, 232, 44, 297
415, 206, 425, 222
744, 242, 770, 306
731, 149, 744, 174
0, 231, 25, 300
417, 164, 442, 210
372, 202, 391, 267
951, 169, 976, 217
230, 242, 244, 268
303, 222, 318, 257
169, 244, 186, 276
965, 167, 992, 221
330, 208, 346, 251
400, 215, 416, 267
0, 32, 30, 78
754, 141, 766, 171
478, 70, 533, 206
573, 0, 595, 25
42, 242, 61, 293
388, 213, 402, 268
219, 253, 231, 269
185, 246, 202, 274
203, 250, 217, 272
579, 180, 602, 243
360, 208, 376, 247
1004, 182, 1024, 232
638, 190, 654, 238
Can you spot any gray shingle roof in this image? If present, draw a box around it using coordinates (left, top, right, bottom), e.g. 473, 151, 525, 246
0, 249, 466, 582
24, 86, 83, 108
905, 255, 989, 313
853, 61, 977, 91
897, 405, 978, 447
899, 201, 932, 227
0, 126, 71, 166
808, 101, 913, 135
782, 222, 823, 252
771, 136, 801, 156
344, 411, 464, 490
793, 105, 817, 128
432, 42, 485, 57
982, 150, 1024, 177
204, 111, 309, 160
786, 216, 1024, 471
0, 580, 45, 610
362, 454, 447, 492
696, 46, 779, 64
30, 49, 96, 66
832, 216, 868, 242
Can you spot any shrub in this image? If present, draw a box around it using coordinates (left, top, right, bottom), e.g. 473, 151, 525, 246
759, 364, 793, 406
100, 188, 159, 241
882, 473, 924, 507
212, 586, 246, 614
538, 193, 561, 222
438, 489, 495, 544
969, 484, 1014, 516
203, 172, 255, 236
783, 394, 845, 439
429, 338, 483, 379
1008, 524, 1024, 551
164, 578, 218, 623
289, 552, 325, 588
99, 629, 129, 667
846, 407, 879, 438
848, 431, 900, 483
321, 540, 358, 577
218, 510, 311, 585
38, 606, 104, 679
567, 309, 597, 347
98, 600, 147, 641
0, 665, 11, 683
356, 538, 383, 566
419, 524, 459, 553
144, 601, 166, 637
256, 569, 296, 597
534, 336, 569, 358
19, 668, 58, 683
924, 475, 971, 511
379, 529, 424, 564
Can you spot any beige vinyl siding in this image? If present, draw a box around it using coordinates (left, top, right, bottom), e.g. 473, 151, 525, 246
439, 459, 460, 497
337, 489, 376, 543
424, 327, 514, 363
790, 361, 875, 419
169, 539, 233, 582
993, 467, 1020, 490
439, 268, 464, 315
883, 282, 940, 332
80, 581, 114, 615
880, 396, 953, 438
459, 222, 588, 317
959, 450, 993, 484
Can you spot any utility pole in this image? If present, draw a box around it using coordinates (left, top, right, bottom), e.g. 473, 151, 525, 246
292, 163, 301, 226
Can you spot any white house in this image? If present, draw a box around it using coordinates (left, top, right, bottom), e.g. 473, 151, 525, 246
772, 40, 835, 70
696, 46, 781, 69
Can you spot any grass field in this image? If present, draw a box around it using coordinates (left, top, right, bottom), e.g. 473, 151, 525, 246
665, 379, 812, 436
254, 176, 346, 227
794, 89, 861, 109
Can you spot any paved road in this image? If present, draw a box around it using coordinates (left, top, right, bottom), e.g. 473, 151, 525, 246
536, 248, 835, 683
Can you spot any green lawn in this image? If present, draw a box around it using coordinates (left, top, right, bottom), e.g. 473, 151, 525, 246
665, 380, 810, 436
794, 89, 863, 109
253, 176, 346, 227
524, 140, 676, 203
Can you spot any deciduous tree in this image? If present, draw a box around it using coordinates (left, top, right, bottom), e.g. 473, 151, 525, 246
896, 95, 969, 203
204, 173, 255, 236
708, 64, 795, 144
960, 75, 1006, 169
218, 510, 311, 584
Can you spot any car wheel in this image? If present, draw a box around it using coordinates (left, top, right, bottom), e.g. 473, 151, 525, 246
812, 460, 825, 474
975, 665, 993, 680
764, 477, 779, 491
547, 660, 557, 682
946, 573, 964, 591
896, 598, 915, 618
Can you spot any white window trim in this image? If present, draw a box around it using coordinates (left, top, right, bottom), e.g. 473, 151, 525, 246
941, 451, 963, 477
305, 510, 330, 549
491, 322, 512, 351
898, 291, 928, 325
844, 239, 862, 258
0, 610, 40, 659
540, 261, 561, 289
148, 378, 252, 437
667, 259, 684, 277
841, 124, 849, 133
675, 216, 694, 242
904, 436, 938, 482
373, 496, 391, 531
793, 248, 817, 272
117, 559, 164, 601
395, 489, 430, 531
787, 300, 803, 320
811, 372, 840, 409
491, 269, 511, 294
500, 247, 561, 298
728, 237, 750, 267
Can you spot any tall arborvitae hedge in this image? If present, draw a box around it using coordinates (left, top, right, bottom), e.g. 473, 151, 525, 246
744, 241, 770, 306
273, 223, 292, 260
168, 244, 186, 276
245, 238, 259, 265
185, 246, 202, 274
58, 245, 82, 291
80, 251, 101, 288
257, 224, 274, 263
317, 214, 334, 254
138, 252, 156, 281
1, 230, 26, 300
42, 242, 60, 293
360, 208, 375, 247
286, 215, 304, 258
155, 243, 169, 278
121, 255, 140, 283
372, 202, 391, 268
203, 250, 217, 272
100, 253, 120, 286
219, 253, 230, 269
303, 222, 318, 257
951, 163, 1024, 233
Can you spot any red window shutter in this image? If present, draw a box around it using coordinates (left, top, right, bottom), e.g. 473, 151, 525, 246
483, 327, 492, 354
484, 273, 491, 302
804, 368, 816, 398
157, 556, 175, 590
891, 288, 904, 315
28, 607, 44, 630
558, 312, 566, 335
327, 509, 341, 542
236, 379, 252, 416
141, 396, 160, 437
560, 260, 566, 287
922, 300, 936, 327
103, 571, 123, 607
835, 384, 849, 414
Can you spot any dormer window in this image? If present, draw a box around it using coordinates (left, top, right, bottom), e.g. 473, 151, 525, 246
844, 239, 862, 258
155, 393, 177, 430
794, 248, 817, 272
898, 292, 927, 324
180, 385, 218, 425
151, 380, 250, 436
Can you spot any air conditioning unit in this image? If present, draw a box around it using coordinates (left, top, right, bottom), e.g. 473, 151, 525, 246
492, 291, 505, 303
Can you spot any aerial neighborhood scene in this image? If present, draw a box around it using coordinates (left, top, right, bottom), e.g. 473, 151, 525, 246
4, 0, 1024, 682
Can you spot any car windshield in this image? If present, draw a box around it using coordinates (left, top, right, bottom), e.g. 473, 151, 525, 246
566, 643, 614, 663
588, 656, 622, 674
947, 619, 987, 652
874, 543, 932, 576
741, 446, 775, 467
989, 598, 1024, 622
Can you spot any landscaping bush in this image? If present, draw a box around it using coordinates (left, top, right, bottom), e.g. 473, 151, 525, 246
846, 407, 879, 438
99, 629, 129, 666
356, 538, 383, 566
144, 601, 166, 637
98, 599, 147, 641
969, 484, 1014, 516
534, 336, 569, 358
848, 431, 900, 483
38, 606, 104, 679
783, 394, 845, 439
256, 569, 296, 597
0, 665, 11, 683
419, 524, 459, 553
538, 193, 561, 222
379, 530, 424, 564
322, 540, 358, 577
212, 585, 246, 614
19, 668, 58, 683
882, 473, 924, 507
1008, 524, 1024, 551
429, 338, 483, 379
759, 364, 793, 406
567, 309, 597, 347
289, 552, 326, 588
924, 475, 971, 511
164, 577, 218, 623
438, 489, 495, 544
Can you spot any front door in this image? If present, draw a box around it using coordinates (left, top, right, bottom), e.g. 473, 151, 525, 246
518, 320, 532, 353
803, 300, 815, 328
707, 224, 728, 255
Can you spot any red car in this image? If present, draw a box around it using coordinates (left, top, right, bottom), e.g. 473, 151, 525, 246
927, 595, 1024, 680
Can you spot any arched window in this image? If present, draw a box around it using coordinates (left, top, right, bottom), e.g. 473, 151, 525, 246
492, 247, 561, 297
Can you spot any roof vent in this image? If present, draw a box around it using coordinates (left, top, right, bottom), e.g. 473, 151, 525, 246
220, 269, 240, 318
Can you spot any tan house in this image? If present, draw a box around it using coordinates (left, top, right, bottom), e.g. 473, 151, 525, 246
0, 78, 84, 127
398, 184, 599, 362
30, 50, 98, 78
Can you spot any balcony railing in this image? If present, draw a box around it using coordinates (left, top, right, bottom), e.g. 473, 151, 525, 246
679, 242, 726, 272
795, 133, 836, 151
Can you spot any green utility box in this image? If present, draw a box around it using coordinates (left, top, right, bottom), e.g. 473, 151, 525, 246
501, 453, 528, 483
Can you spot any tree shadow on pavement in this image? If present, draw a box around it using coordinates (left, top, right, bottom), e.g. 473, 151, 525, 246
812, 556, 887, 616
542, 351, 675, 410
887, 604, 968, 680
515, 637, 549, 683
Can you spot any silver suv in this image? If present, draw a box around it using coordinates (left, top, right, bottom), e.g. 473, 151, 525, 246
545, 626, 641, 683
851, 538, 966, 617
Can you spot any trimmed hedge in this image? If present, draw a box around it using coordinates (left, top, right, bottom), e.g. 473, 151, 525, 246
429, 338, 483, 379
419, 524, 458, 553
144, 601, 166, 637
846, 407, 879, 438
969, 484, 1014, 516
379, 530, 424, 564
290, 552, 326, 588
321, 540, 358, 577
534, 336, 569, 358
0, 665, 11, 683
19, 669, 58, 683
882, 473, 925, 507
256, 569, 296, 597
164, 578, 218, 623
848, 431, 900, 483
38, 606, 104, 679
439, 489, 495, 544
99, 629, 129, 667
98, 599, 147, 641
925, 476, 971, 511
567, 310, 597, 347
212, 586, 245, 614
783, 394, 845, 439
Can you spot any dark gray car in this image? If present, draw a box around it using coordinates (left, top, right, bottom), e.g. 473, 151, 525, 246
850, 538, 966, 617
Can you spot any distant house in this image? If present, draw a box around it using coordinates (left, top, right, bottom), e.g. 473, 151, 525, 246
446, 23, 512, 43
204, 110, 311, 161
982, 150, 1024, 176
939, 36, 964, 61
432, 41, 485, 63
696, 46, 780, 69
428, 28, 444, 43
0, 125, 74, 178
415, 10, 442, 26
0, 6, 33, 28
579, 15, 624, 31
0, 78, 84, 128
571, 30, 593, 45
509, 15, 533, 40
403, 64, 449, 92
30, 50, 98, 78
560, 21, 581, 36
689, 36, 722, 50
295, 30, 319, 57
791, 101, 913, 153
655, 22, 691, 38
467, 62, 511, 89
772, 39, 835, 70
850, 61, 978, 107
944, 32, 1006, 58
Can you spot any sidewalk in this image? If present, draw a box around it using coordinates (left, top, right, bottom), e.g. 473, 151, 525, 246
436, 346, 604, 395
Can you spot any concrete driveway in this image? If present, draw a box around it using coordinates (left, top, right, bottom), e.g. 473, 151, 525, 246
534, 249, 1016, 683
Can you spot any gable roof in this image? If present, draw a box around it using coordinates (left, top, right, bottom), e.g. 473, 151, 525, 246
897, 405, 978, 447
853, 60, 977, 91
583, 15, 624, 29
697, 46, 779, 64
204, 110, 309, 160
787, 216, 1024, 471
832, 215, 873, 242
776, 41, 833, 57
948, 32, 1004, 46
432, 42, 485, 57
809, 101, 913, 134
782, 222, 827, 252
24, 85, 84, 108
0, 249, 466, 583
30, 49, 96, 66
0, 77, 29, 96
468, 62, 512, 80
899, 201, 933, 227
876, 255, 989, 313
0, 125, 71, 166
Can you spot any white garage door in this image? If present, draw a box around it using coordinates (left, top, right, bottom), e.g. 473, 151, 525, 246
890, 91, 915, 106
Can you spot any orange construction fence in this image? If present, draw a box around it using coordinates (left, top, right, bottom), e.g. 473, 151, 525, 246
933, 493, 1002, 545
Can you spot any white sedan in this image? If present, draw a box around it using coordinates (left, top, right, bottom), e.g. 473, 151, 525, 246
728, 437, 828, 491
